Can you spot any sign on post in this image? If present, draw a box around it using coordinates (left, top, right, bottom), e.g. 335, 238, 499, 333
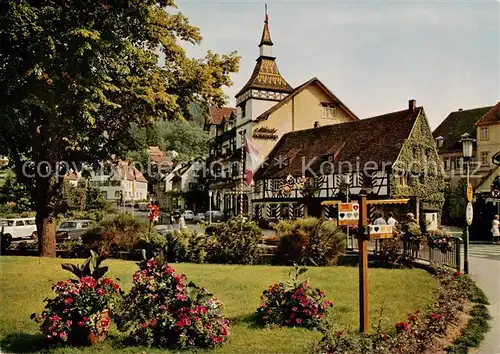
466, 183, 473, 202
367, 225, 394, 240
465, 202, 473, 226
338, 202, 360, 226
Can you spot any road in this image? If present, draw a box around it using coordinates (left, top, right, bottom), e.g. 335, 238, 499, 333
467, 244, 500, 353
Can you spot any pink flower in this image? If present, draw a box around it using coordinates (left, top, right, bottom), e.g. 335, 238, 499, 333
140, 322, 148, 329
159, 304, 167, 310
77, 321, 84, 326
59, 332, 67, 339
292, 307, 298, 312
262, 316, 268, 320
46, 335, 52, 340
83, 316, 89, 322
296, 318, 302, 324
52, 315, 61, 322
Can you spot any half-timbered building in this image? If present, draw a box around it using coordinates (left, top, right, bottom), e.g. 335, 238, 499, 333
252, 100, 445, 222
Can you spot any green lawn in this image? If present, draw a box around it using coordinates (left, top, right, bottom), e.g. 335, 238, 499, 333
0, 257, 439, 353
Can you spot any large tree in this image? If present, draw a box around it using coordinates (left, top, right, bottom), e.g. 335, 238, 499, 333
0, 0, 239, 256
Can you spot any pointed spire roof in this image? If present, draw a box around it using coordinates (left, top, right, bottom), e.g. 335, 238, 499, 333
235, 6, 293, 99
259, 5, 273, 46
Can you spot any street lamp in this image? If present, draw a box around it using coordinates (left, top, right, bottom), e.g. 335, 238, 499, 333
435, 136, 444, 149
460, 132, 475, 274
208, 190, 213, 224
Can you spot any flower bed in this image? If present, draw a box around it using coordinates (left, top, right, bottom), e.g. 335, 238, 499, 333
314, 265, 490, 353
255, 265, 333, 330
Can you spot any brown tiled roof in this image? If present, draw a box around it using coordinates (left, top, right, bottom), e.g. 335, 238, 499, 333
254, 106, 422, 180
254, 77, 359, 123
64, 172, 78, 180
116, 161, 148, 183
235, 57, 293, 98
208, 106, 236, 125
475, 102, 500, 126
147, 146, 172, 168
432, 106, 493, 153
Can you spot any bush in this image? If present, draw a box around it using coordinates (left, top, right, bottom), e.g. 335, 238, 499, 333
427, 228, 453, 254
274, 218, 346, 266
116, 251, 230, 349
205, 217, 263, 264
255, 265, 332, 330
81, 213, 158, 257
375, 237, 404, 268
57, 239, 89, 258
31, 252, 122, 346
164, 229, 206, 263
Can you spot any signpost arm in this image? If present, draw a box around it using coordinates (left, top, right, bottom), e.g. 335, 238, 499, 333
358, 194, 369, 333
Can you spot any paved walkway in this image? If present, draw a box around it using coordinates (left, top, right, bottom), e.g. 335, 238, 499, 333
467, 244, 500, 353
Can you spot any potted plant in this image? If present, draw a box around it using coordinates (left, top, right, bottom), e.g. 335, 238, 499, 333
31, 251, 122, 346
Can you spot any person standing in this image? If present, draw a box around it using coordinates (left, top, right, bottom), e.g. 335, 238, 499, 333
374, 213, 387, 225
492, 215, 500, 244
387, 212, 398, 226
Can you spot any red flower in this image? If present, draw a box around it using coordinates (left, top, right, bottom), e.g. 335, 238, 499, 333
64, 298, 74, 304
83, 316, 89, 322
112, 283, 120, 291
77, 321, 84, 327
140, 322, 148, 329
408, 314, 417, 322
431, 313, 443, 320
454, 271, 461, 277
296, 318, 302, 325
395, 322, 408, 332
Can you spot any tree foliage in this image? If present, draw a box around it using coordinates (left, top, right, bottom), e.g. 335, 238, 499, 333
0, 0, 239, 256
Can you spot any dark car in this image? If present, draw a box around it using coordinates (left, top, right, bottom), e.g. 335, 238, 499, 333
56, 219, 95, 243
204, 210, 225, 223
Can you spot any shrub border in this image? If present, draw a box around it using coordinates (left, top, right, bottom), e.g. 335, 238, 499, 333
314, 262, 492, 353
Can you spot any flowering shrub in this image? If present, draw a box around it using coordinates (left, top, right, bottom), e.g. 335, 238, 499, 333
255, 264, 333, 330
31, 252, 121, 345
427, 228, 454, 254
116, 251, 229, 349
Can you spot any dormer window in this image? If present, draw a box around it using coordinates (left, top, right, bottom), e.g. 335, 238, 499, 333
480, 126, 489, 140
321, 103, 337, 120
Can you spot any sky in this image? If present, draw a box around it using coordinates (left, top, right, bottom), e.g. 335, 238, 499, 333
175, 0, 499, 129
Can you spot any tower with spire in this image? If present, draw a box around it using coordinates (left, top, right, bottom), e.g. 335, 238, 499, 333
235, 5, 293, 121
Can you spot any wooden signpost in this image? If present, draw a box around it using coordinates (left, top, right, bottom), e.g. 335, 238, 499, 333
358, 195, 369, 333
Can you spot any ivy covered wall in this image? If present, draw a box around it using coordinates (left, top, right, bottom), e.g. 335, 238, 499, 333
390, 111, 445, 214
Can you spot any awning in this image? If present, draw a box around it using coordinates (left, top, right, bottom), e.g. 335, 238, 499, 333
320, 200, 343, 205
253, 201, 299, 205
367, 198, 410, 205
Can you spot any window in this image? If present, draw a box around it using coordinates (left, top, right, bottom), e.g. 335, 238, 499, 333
456, 157, 463, 172
396, 173, 407, 187
114, 191, 120, 198
240, 104, 246, 120
321, 103, 337, 119
269, 205, 277, 218
14, 221, 24, 227
444, 157, 450, 170
101, 191, 108, 199
480, 126, 489, 140
189, 182, 196, 190
293, 205, 302, 218
481, 152, 489, 166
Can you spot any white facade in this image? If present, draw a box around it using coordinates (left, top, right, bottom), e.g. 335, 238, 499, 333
90, 164, 148, 202
164, 159, 205, 193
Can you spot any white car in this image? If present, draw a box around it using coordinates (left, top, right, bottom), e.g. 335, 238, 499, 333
182, 210, 194, 221
0, 217, 37, 240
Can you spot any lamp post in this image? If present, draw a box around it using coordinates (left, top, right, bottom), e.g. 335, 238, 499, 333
435, 136, 444, 149
208, 190, 213, 225
460, 132, 475, 274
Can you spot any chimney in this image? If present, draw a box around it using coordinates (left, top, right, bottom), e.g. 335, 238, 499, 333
458, 108, 463, 111
409, 99, 416, 113
314, 121, 320, 128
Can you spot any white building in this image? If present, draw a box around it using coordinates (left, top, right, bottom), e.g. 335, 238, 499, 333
90, 161, 148, 203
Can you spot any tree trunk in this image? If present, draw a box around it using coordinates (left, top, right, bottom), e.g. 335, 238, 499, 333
36, 212, 56, 257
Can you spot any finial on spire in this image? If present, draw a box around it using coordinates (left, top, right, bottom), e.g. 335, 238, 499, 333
259, 4, 273, 47
265, 4, 268, 23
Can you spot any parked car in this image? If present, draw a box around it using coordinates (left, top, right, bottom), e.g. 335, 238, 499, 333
56, 219, 95, 243
183, 210, 194, 221
193, 213, 205, 223
0, 217, 37, 240
204, 210, 225, 223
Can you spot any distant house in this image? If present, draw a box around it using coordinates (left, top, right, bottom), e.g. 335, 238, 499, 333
64, 172, 80, 186
474, 102, 500, 196
89, 161, 148, 202
158, 157, 205, 211
147, 146, 173, 173
432, 105, 494, 188
253, 100, 444, 222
